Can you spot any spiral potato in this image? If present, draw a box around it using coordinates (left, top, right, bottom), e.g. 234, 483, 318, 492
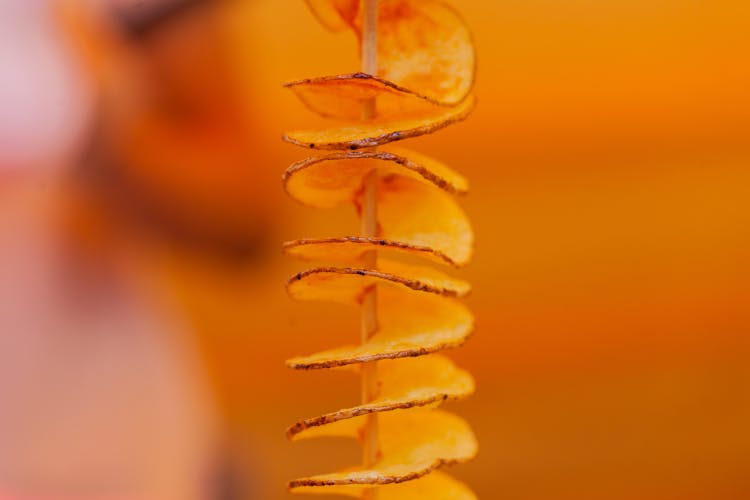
283, 1, 477, 497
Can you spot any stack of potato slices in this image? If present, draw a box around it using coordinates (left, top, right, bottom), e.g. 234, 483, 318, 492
283, 1, 477, 498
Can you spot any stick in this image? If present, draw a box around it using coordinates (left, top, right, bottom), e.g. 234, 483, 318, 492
360, 0, 380, 493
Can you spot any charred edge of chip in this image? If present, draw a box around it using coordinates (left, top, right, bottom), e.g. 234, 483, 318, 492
286, 331, 473, 370
285, 267, 469, 299
283, 72, 470, 108
287, 346, 433, 370
285, 393, 468, 439
282, 150, 468, 200
282, 237, 463, 267
287, 457, 470, 489
281, 95, 476, 151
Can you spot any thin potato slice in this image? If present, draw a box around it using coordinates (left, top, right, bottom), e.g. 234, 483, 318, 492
283, 94, 474, 150
286, 355, 474, 438
286, 258, 471, 306
290, 470, 476, 498
303, 0, 476, 105
283, 146, 467, 208
285, 175, 473, 267
284, 237, 460, 268
303, 0, 358, 32
373, 175, 472, 266
361, 0, 476, 105
285, 73, 448, 121
288, 409, 477, 487
287, 287, 473, 369
384, 146, 469, 194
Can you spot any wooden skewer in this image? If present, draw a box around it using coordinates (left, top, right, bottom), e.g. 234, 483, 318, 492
360, 1, 380, 496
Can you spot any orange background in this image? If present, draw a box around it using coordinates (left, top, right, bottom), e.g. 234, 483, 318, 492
1, 0, 748, 499
222, 1, 750, 497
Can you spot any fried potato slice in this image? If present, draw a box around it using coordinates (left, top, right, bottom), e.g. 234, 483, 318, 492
286, 355, 474, 438
371, 174, 472, 265
285, 73, 452, 121
303, 0, 359, 32
303, 1, 476, 105
287, 286, 473, 369
283, 94, 474, 150
359, 0, 475, 105
284, 174, 473, 267
290, 470, 476, 498
289, 409, 477, 487
286, 258, 471, 306
284, 237, 460, 268
284, 146, 467, 208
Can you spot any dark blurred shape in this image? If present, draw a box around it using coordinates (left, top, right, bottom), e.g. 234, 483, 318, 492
1, 0, 275, 498
63, 0, 275, 261
113, 0, 209, 38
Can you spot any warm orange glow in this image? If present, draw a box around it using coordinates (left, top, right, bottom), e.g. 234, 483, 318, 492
0, 0, 747, 498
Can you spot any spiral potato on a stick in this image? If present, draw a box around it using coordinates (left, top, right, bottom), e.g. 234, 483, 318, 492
283, 1, 477, 497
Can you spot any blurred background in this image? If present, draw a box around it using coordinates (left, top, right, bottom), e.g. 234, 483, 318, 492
0, 0, 748, 498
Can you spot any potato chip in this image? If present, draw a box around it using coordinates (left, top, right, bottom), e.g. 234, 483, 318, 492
369, 175, 472, 266
287, 355, 474, 438
285, 174, 472, 267
290, 470, 476, 499
289, 409, 477, 487
303, 0, 476, 105
287, 258, 471, 306
284, 237, 454, 268
283, 94, 475, 150
284, 146, 467, 208
303, 0, 359, 32
285, 74, 449, 121
357, 0, 476, 105
287, 287, 472, 369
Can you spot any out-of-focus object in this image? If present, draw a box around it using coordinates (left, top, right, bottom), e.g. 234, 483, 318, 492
0, 1, 253, 498
0, 0, 92, 176
58, 0, 275, 251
